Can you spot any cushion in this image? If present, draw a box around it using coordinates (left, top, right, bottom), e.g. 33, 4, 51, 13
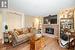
18, 34, 27, 39
17, 30, 23, 35
26, 33, 32, 37
13, 31, 18, 39
23, 28, 28, 34
14, 31, 20, 36
17, 34, 29, 42
35, 34, 42, 40
14, 29, 23, 36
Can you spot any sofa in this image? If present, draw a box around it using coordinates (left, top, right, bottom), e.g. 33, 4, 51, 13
12, 28, 42, 47
12, 28, 32, 47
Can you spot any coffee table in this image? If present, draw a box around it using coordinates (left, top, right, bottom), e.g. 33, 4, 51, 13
30, 33, 46, 50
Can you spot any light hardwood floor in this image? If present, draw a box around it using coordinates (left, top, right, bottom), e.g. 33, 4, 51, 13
1, 36, 73, 50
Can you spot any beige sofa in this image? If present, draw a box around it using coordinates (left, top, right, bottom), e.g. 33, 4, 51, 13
12, 29, 32, 47
12, 28, 42, 47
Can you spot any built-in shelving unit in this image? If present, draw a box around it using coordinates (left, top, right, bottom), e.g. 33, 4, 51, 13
59, 8, 75, 32
59, 8, 75, 48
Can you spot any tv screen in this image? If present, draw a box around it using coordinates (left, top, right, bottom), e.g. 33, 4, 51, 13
50, 15, 57, 24
43, 15, 57, 24
50, 19, 57, 24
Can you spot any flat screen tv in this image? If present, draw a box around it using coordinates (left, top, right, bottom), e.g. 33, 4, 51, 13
50, 15, 57, 24
43, 15, 57, 24
50, 19, 57, 24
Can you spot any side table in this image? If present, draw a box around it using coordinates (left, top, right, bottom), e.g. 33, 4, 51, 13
4, 32, 9, 43
0, 39, 6, 50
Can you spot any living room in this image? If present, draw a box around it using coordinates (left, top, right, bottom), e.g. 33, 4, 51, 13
0, 0, 75, 50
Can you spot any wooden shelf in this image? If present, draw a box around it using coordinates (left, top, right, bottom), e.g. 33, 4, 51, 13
60, 18, 74, 20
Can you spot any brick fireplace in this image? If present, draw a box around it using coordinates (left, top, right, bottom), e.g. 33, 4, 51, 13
42, 24, 59, 38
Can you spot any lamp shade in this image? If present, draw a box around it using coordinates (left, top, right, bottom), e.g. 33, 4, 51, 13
5, 25, 8, 30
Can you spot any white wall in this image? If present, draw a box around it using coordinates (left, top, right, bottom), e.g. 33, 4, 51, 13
24, 16, 34, 28
0, 10, 5, 43
0, 14, 2, 39
24, 16, 43, 29
1, 9, 24, 33
7, 15, 22, 30
9, 0, 75, 16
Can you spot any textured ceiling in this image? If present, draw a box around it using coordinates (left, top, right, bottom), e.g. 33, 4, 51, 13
8, 0, 75, 16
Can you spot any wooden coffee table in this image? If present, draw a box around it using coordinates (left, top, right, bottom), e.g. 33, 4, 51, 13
30, 33, 46, 50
